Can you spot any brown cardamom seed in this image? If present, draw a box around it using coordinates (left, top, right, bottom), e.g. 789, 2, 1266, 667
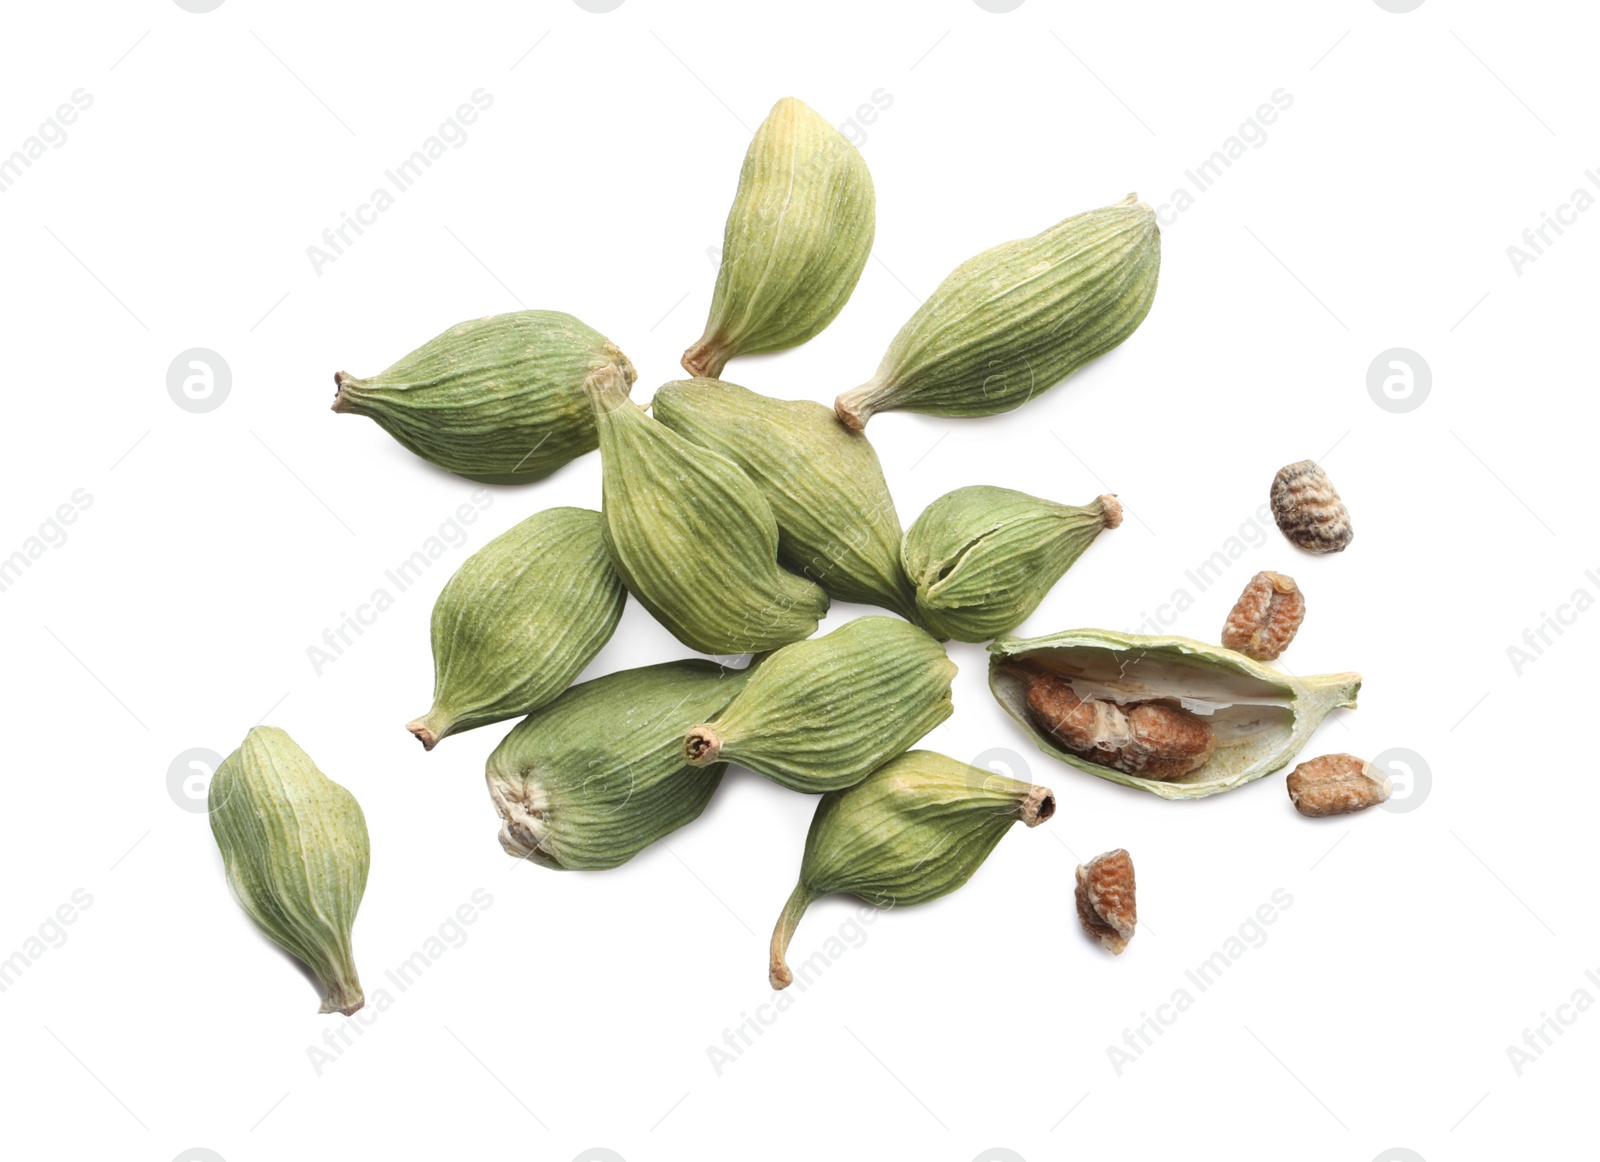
1220, 571, 1305, 661
1270, 460, 1352, 553
1021, 670, 1214, 778
1076, 849, 1136, 955
1286, 753, 1391, 817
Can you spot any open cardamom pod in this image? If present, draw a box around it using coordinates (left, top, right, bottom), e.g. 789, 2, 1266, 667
406, 507, 626, 750
651, 377, 918, 621
835, 195, 1159, 428
333, 310, 635, 483
902, 488, 1122, 642
683, 97, 874, 379
989, 629, 1361, 800
209, 727, 369, 1014
486, 659, 750, 870
683, 616, 956, 792
586, 366, 829, 655
769, 750, 1054, 989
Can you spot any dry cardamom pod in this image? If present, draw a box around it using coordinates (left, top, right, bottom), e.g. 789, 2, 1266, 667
989, 629, 1360, 799
1076, 848, 1136, 955
406, 507, 626, 750
587, 366, 829, 655
683, 97, 874, 379
683, 616, 956, 792
651, 377, 918, 621
902, 487, 1122, 642
209, 726, 369, 1014
768, 750, 1054, 989
333, 310, 635, 483
1270, 460, 1353, 553
1286, 753, 1391, 817
486, 659, 750, 870
1220, 570, 1305, 661
835, 195, 1159, 428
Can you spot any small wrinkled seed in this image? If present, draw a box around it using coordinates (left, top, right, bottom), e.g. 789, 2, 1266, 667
1271, 460, 1353, 553
1286, 753, 1391, 817
1076, 849, 1136, 955
1221, 570, 1305, 661
1021, 670, 1214, 778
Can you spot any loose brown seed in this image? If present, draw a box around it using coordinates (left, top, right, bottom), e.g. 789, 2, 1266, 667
1286, 753, 1390, 816
1271, 460, 1352, 553
1021, 670, 1214, 779
1076, 849, 1136, 954
1221, 571, 1306, 661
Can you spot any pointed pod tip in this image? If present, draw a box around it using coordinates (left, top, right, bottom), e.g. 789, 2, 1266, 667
683, 726, 722, 767
769, 962, 794, 990
406, 720, 439, 751
833, 393, 868, 430
1019, 785, 1056, 827
1097, 495, 1123, 529
331, 370, 355, 413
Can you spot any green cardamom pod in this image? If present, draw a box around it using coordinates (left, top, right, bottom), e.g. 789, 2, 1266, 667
835, 195, 1159, 428
683, 616, 956, 792
651, 377, 917, 621
769, 750, 1054, 989
586, 366, 829, 654
683, 97, 874, 379
332, 310, 636, 483
209, 727, 369, 1014
406, 507, 626, 749
903, 488, 1122, 642
989, 629, 1361, 800
486, 659, 750, 870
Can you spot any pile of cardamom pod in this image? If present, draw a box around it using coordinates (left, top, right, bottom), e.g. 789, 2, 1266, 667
209, 97, 1365, 1015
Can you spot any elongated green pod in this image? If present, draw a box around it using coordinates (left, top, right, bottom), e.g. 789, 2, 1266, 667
406, 507, 626, 749
333, 310, 636, 483
835, 196, 1159, 428
683, 617, 956, 792
683, 97, 874, 378
769, 750, 1054, 989
586, 366, 828, 655
988, 629, 1361, 800
903, 488, 1122, 642
209, 727, 369, 1014
485, 659, 751, 870
651, 378, 917, 621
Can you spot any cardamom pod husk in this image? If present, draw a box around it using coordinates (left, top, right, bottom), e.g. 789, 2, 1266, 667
835, 195, 1159, 428
683, 97, 874, 379
486, 659, 751, 870
586, 366, 829, 654
683, 616, 956, 792
333, 310, 635, 483
407, 507, 626, 749
769, 749, 1053, 989
989, 629, 1361, 800
903, 488, 1122, 642
651, 377, 918, 621
209, 726, 369, 1014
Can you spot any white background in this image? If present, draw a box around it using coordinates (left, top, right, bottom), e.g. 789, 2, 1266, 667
1, 1, 1591, 1159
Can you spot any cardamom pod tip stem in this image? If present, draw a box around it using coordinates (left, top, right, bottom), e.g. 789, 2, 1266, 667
682, 726, 722, 767
769, 884, 815, 990
680, 336, 729, 380
406, 714, 445, 751
1097, 494, 1123, 530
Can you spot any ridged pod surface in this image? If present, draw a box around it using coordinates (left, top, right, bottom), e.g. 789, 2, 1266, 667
406, 507, 626, 749
586, 366, 828, 655
903, 487, 1122, 642
989, 629, 1361, 800
768, 750, 1054, 989
651, 378, 917, 621
682, 616, 956, 792
485, 660, 750, 870
835, 196, 1159, 428
683, 97, 874, 378
209, 727, 369, 1014
332, 310, 636, 483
